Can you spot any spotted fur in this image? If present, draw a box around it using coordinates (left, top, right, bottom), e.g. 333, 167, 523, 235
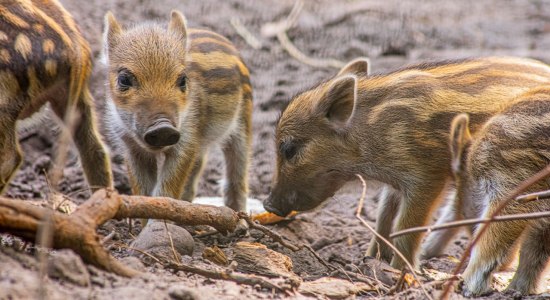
0, 0, 112, 193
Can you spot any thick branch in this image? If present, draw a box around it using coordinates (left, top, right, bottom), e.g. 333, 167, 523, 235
0, 189, 240, 278
116, 195, 239, 234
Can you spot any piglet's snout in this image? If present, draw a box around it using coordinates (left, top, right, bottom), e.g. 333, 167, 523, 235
144, 119, 180, 147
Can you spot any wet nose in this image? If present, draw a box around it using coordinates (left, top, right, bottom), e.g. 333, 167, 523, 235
263, 197, 288, 217
144, 121, 180, 147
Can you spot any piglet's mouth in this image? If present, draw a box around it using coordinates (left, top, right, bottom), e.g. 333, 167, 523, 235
263, 201, 292, 217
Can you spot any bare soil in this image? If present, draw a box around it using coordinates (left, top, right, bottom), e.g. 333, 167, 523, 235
2, 0, 550, 299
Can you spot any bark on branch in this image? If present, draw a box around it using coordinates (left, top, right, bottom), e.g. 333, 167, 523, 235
0, 189, 240, 277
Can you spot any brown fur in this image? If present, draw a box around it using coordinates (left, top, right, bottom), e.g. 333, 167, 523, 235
103, 11, 252, 213
0, 0, 112, 193
445, 87, 550, 296
263, 56, 550, 269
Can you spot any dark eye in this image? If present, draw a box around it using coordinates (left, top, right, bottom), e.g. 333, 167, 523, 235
117, 70, 134, 91
280, 141, 298, 161
177, 74, 187, 91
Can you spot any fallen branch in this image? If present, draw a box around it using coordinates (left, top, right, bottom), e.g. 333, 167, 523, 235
440, 163, 550, 299
391, 210, 550, 239
165, 261, 295, 292
0, 189, 240, 277
354, 175, 433, 300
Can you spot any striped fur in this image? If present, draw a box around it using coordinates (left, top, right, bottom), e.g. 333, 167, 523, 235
103, 11, 252, 215
264, 56, 550, 269
439, 87, 550, 296
0, 0, 112, 193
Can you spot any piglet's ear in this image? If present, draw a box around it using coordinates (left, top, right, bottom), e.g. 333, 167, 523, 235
320, 75, 357, 127
449, 113, 472, 174
337, 57, 370, 76
103, 11, 122, 53
169, 10, 188, 48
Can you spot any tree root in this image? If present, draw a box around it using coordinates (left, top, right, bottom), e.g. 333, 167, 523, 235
0, 189, 240, 277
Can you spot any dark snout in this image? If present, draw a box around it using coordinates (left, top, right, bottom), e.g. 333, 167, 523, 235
144, 120, 180, 148
263, 195, 293, 217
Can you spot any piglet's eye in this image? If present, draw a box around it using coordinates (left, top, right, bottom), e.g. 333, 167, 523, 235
177, 74, 187, 92
280, 141, 299, 161
117, 70, 135, 91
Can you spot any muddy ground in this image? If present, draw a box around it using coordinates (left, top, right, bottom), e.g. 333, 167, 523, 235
2, 0, 550, 299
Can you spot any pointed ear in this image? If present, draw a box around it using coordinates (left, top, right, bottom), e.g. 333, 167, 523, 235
169, 10, 188, 47
103, 11, 122, 55
337, 57, 370, 76
449, 114, 472, 174
320, 75, 357, 127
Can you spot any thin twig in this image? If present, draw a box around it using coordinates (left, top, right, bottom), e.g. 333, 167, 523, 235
37, 210, 54, 300
440, 164, 550, 299
239, 212, 300, 251
165, 262, 294, 292
391, 210, 550, 238
115, 243, 161, 264
331, 267, 389, 292
301, 243, 336, 271
163, 220, 181, 264
515, 189, 550, 203
388, 269, 407, 294
101, 231, 116, 244
355, 174, 433, 300
230, 18, 262, 49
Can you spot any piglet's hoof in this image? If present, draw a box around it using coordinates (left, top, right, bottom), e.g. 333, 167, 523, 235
131, 221, 194, 264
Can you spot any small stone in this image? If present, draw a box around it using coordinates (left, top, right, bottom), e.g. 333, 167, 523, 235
48, 249, 90, 287
168, 286, 200, 300
131, 221, 194, 264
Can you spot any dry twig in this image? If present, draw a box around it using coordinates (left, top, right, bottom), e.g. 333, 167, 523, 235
516, 189, 550, 203
391, 210, 550, 239
440, 163, 550, 299
165, 262, 296, 292
239, 212, 300, 251
354, 174, 433, 300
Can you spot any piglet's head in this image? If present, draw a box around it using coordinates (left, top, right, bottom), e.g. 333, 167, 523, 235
103, 10, 190, 151
264, 65, 367, 216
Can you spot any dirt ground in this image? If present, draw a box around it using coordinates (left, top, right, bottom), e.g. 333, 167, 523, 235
3, 0, 550, 299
